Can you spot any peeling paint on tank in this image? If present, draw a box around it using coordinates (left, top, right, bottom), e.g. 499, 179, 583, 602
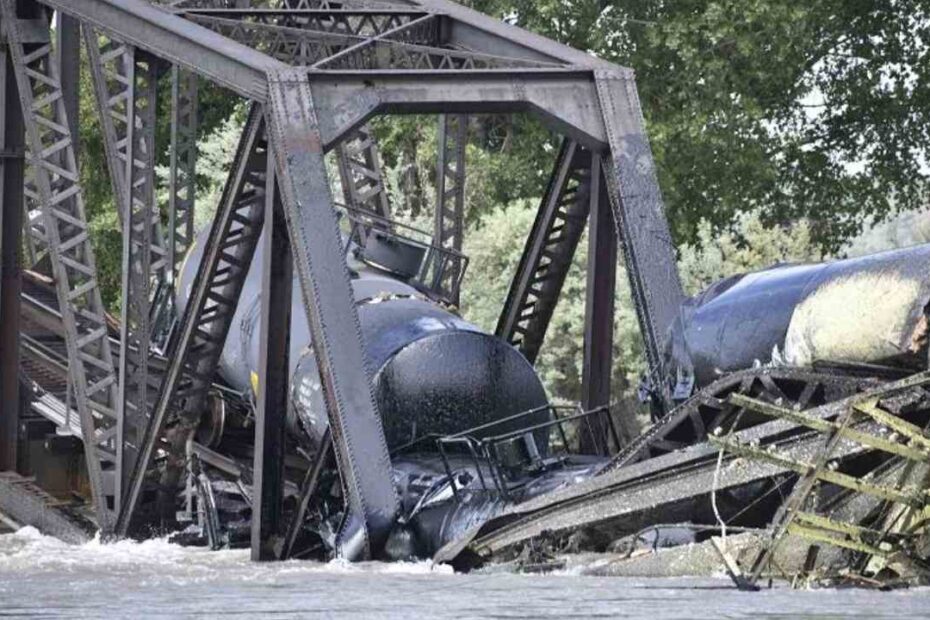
784, 271, 927, 366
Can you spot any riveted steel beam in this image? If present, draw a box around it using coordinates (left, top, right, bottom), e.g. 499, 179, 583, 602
580, 156, 617, 452
116, 105, 269, 535
307, 71, 608, 151
41, 0, 284, 100
159, 0, 238, 7
57, 15, 80, 164
432, 112, 466, 305
168, 65, 199, 278
114, 50, 162, 509
0, 33, 24, 471
595, 69, 684, 411
496, 139, 591, 363
2, 0, 119, 530
250, 158, 292, 561
265, 68, 398, 560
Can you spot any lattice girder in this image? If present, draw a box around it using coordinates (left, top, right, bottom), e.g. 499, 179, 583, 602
496, 139, 592, 363
168, 65, 199, 277
114, 49, 161, 508
84, 29, 169, 278
116, 105, 270, 535
335, 123, 392, 224
183, 14, 353, 64
2, 0, 120, 529
431, 113, 466, 304
180, 7, 430, 40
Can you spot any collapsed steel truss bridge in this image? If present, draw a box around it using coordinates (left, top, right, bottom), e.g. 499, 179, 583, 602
0, 0, 684, 560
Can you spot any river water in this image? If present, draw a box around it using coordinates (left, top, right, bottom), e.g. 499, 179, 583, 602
0, 527, 928, 619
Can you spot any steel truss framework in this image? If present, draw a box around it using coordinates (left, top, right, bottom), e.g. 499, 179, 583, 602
496, 139, 592, 363
335, 123, 392, 224
1, 0, 120, 528
432, 113, 466, 305
169, 65, 198, 278
85, 30, 169, 510
0, 0, 685, 561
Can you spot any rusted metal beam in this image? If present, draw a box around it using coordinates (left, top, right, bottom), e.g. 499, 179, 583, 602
265, 68, 398, 560
580, 156, 616, 452
496, 140, 590, 362
250, 162, 292, 562
0, 35, 24, 471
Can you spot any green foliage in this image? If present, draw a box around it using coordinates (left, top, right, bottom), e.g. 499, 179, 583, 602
372, 114, 558, 226
678, 211, 824, 295
155, 103, 247, 236
76, 47, 239, 309
460, 202, 822, 410
452, 1, 930, 252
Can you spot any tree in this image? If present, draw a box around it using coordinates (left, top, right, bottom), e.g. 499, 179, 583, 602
460, 201, 822, 430
456, 1, 930, 252
76, 43, 239, 309
372, 114, 558, 224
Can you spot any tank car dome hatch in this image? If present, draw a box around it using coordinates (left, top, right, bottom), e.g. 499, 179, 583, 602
359, 229, 427, 281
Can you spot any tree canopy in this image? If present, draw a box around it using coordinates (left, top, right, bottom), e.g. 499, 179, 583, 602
441, 0, 930, 251
78, 1, 930, 287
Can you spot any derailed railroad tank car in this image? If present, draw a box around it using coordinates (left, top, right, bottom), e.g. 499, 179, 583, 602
661, 245, 930, 402
177, 228, 551, 455
172, 225, 614, 558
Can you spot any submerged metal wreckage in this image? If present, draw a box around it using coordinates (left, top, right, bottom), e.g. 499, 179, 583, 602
2, 0, 930, 591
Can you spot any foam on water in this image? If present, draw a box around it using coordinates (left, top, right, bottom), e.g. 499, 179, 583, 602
2, 527, 929, 619
0, 526, 451, 583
